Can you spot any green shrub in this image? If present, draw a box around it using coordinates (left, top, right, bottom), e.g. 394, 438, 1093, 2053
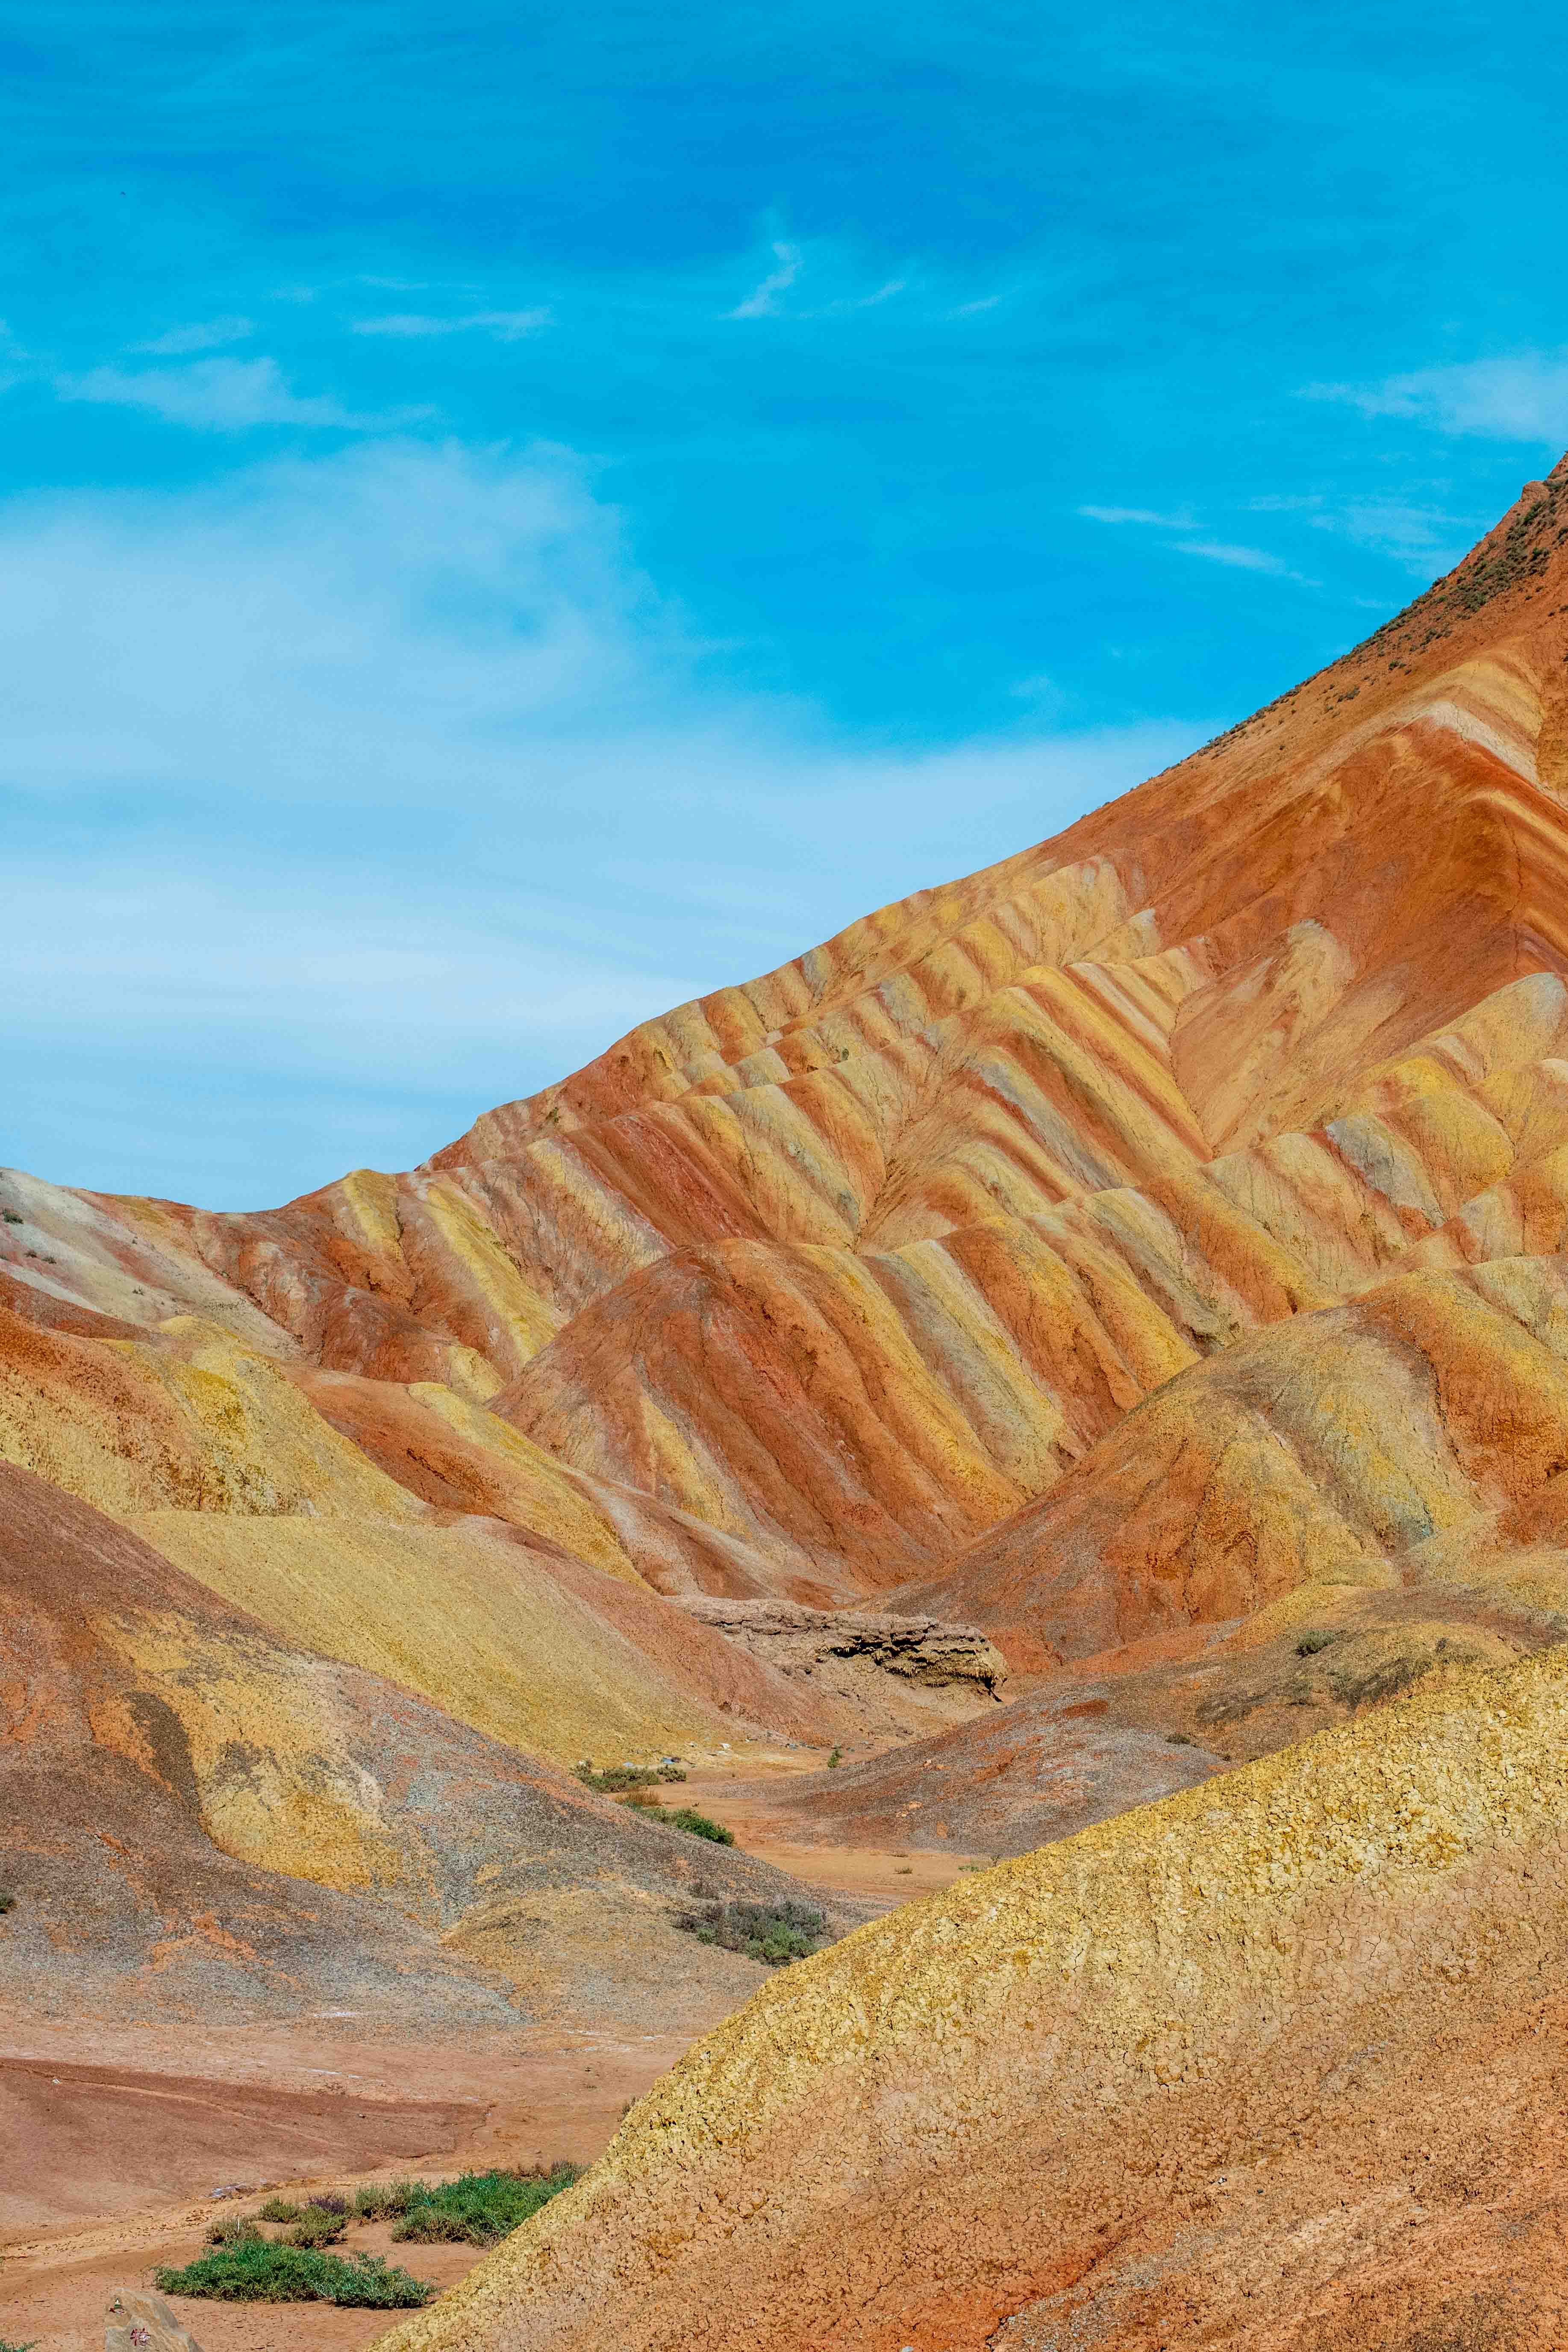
284, 2208, 347, 2248
1, 1210, 21, 1225
574, 1761, 685, 1793
391, 2165, 580, 2247
0, 1891, 15, 1914
632, 1803, 733, 1844
676, 1898, 830, 1964
1296, 1629, 1338, 1657
154, 2244, 432, 2308
205, 2216, 264, 2248
1, 2337, 38, 2350
352, 2178, 420, 2222
827, 1746, 842, 1768
254, 2196, 303, 2223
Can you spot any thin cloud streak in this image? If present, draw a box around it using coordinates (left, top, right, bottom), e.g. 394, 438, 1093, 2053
1174, 537, 1309, 578
1079, 504, 1195, 527
1081, 503, 1313, 583
135, 317, 255, 355
1303, 353, 1568, 444
728, 241, 802, 320
353, 309, 552, 340
59, 356, 430, 433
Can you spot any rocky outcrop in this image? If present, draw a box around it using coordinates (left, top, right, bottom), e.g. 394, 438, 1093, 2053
105, 2293, 204, 2352
680, 1596, 1007, 1738
683, 1595, 1006, 1691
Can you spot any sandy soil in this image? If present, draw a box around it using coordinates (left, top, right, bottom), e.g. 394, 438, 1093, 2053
0, 1804, 951, 2352
0, 2018, 698, 2352
677, 1757, 992, 1899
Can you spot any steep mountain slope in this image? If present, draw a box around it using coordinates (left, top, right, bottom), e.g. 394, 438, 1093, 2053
8, 464, 1568, 1650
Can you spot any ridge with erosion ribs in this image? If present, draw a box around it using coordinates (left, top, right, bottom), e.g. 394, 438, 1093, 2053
10, 459, 1568, 2346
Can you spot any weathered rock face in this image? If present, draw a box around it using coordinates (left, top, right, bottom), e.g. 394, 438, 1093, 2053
105, 2291, 204, 2352
680, 1597, 1007, 1738
684, 1597, 1006, 1691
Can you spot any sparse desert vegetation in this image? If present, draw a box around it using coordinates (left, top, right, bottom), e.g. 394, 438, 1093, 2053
155, 2239, 433, 2308
675, 1897, 831, 1964
390, 2164, 582, 2245
630, 1801, 735, 1843
162, 2167, 582, 2302
574, 1761, 687, 1793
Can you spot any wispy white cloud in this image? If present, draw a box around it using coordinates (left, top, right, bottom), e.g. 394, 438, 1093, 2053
1079, 504, 1195, 528
727, 241, 802, 320
1303, 352, 1568, 444
1173, 537, 1309, 579
352, 308, 552, 341
835, 278, 906, 312
1081, 502, 1311, 582
949, 294, 1003, 318
57, 356, 429, 433
135, 317, 254, 356
1309, 498, 1466, 574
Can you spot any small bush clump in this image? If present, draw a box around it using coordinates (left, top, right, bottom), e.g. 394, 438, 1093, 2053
254, 2196, 303, 2223
206, 2216, 265, 2248
633, 1803, 734, 1844
574, 1761, 685, 1793
155, 2243, 432, 2308
391, 2165, 581, 2247
0, 1891, 15, 1915
675, 1898, 830, 1965
1296, 1629, 1339, 1658
284, 2208, 347, 2248
1, 2337, 38, 2350
352, 2178, 421, 2222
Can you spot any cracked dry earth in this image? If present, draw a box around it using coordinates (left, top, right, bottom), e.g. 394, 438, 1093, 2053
17, 459, 1568, 2344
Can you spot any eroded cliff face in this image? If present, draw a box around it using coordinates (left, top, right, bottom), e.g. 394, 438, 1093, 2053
679, 1597, 1008, 1739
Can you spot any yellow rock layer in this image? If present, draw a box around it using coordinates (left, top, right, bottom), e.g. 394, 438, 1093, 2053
130, 1509, 744, 1765
379, 1638, 1568, 2352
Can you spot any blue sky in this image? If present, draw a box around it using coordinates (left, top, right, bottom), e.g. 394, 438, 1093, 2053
4, 0, 1568, 1207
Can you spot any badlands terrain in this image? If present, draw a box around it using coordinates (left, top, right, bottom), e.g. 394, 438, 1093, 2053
11, 458, 1568, 2344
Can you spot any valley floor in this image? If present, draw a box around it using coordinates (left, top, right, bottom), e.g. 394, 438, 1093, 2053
0, 2012, 697, 2352
0, 1812, 951, 2352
